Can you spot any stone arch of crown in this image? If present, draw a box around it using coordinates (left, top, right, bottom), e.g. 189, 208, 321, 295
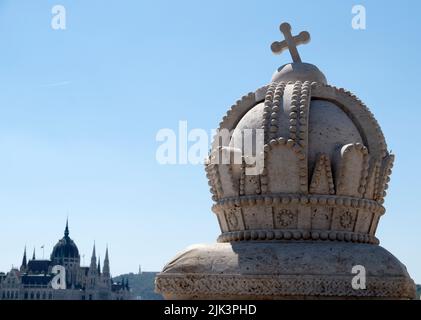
210, 82, 387, 161
310, 97, 370, 151
310, 84, 387, 158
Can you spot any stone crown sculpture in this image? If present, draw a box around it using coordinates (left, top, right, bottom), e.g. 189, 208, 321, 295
156, 22, 415, 300
207, 22, 389, 245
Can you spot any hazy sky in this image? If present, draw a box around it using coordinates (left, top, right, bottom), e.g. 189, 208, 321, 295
0, 0, 420, 282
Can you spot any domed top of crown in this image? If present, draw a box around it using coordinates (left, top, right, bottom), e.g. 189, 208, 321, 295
205, 23, 393, 245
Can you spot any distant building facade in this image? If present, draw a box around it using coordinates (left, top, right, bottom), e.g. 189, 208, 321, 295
0, 221, 132, 300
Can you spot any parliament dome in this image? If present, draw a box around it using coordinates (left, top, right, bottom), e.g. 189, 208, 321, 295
50, 221, 80, 259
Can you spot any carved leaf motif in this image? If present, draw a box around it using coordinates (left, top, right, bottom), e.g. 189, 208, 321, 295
336, 143, 369, 197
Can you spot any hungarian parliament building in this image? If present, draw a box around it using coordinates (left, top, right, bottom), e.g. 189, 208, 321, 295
0, 221, 132, 300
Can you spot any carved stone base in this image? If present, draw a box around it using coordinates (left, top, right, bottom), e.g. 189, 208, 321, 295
155, 242, 415, 300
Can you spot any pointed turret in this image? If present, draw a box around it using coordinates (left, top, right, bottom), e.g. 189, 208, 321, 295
87, 242, 98, 288
20, 246, 27, 272
90, 243, 97, 270
102, 246, 110, 279
32, 248, 36, 260
64, 218, 69, 238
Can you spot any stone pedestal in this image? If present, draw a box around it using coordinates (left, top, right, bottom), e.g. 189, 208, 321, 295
156, 242, 415, 300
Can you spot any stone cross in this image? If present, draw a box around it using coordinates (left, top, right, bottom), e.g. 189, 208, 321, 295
271, 22, 310, 63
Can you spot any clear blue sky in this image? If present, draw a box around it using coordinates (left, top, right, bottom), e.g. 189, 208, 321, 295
0, 0, 420, 282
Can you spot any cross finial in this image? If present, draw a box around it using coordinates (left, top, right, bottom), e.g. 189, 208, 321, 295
271, 22, 310, 63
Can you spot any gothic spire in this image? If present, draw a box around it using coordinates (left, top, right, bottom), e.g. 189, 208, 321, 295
64, 218, 69, 238
103, 246, 110, 278
20, 246, 27, 272
105, 246, 109, 261
22, 246, 27, 266
32, 247, 36, 260
90, 242, 97, 270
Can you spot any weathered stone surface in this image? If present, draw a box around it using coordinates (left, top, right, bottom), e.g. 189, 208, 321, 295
157, 242, 415, 300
